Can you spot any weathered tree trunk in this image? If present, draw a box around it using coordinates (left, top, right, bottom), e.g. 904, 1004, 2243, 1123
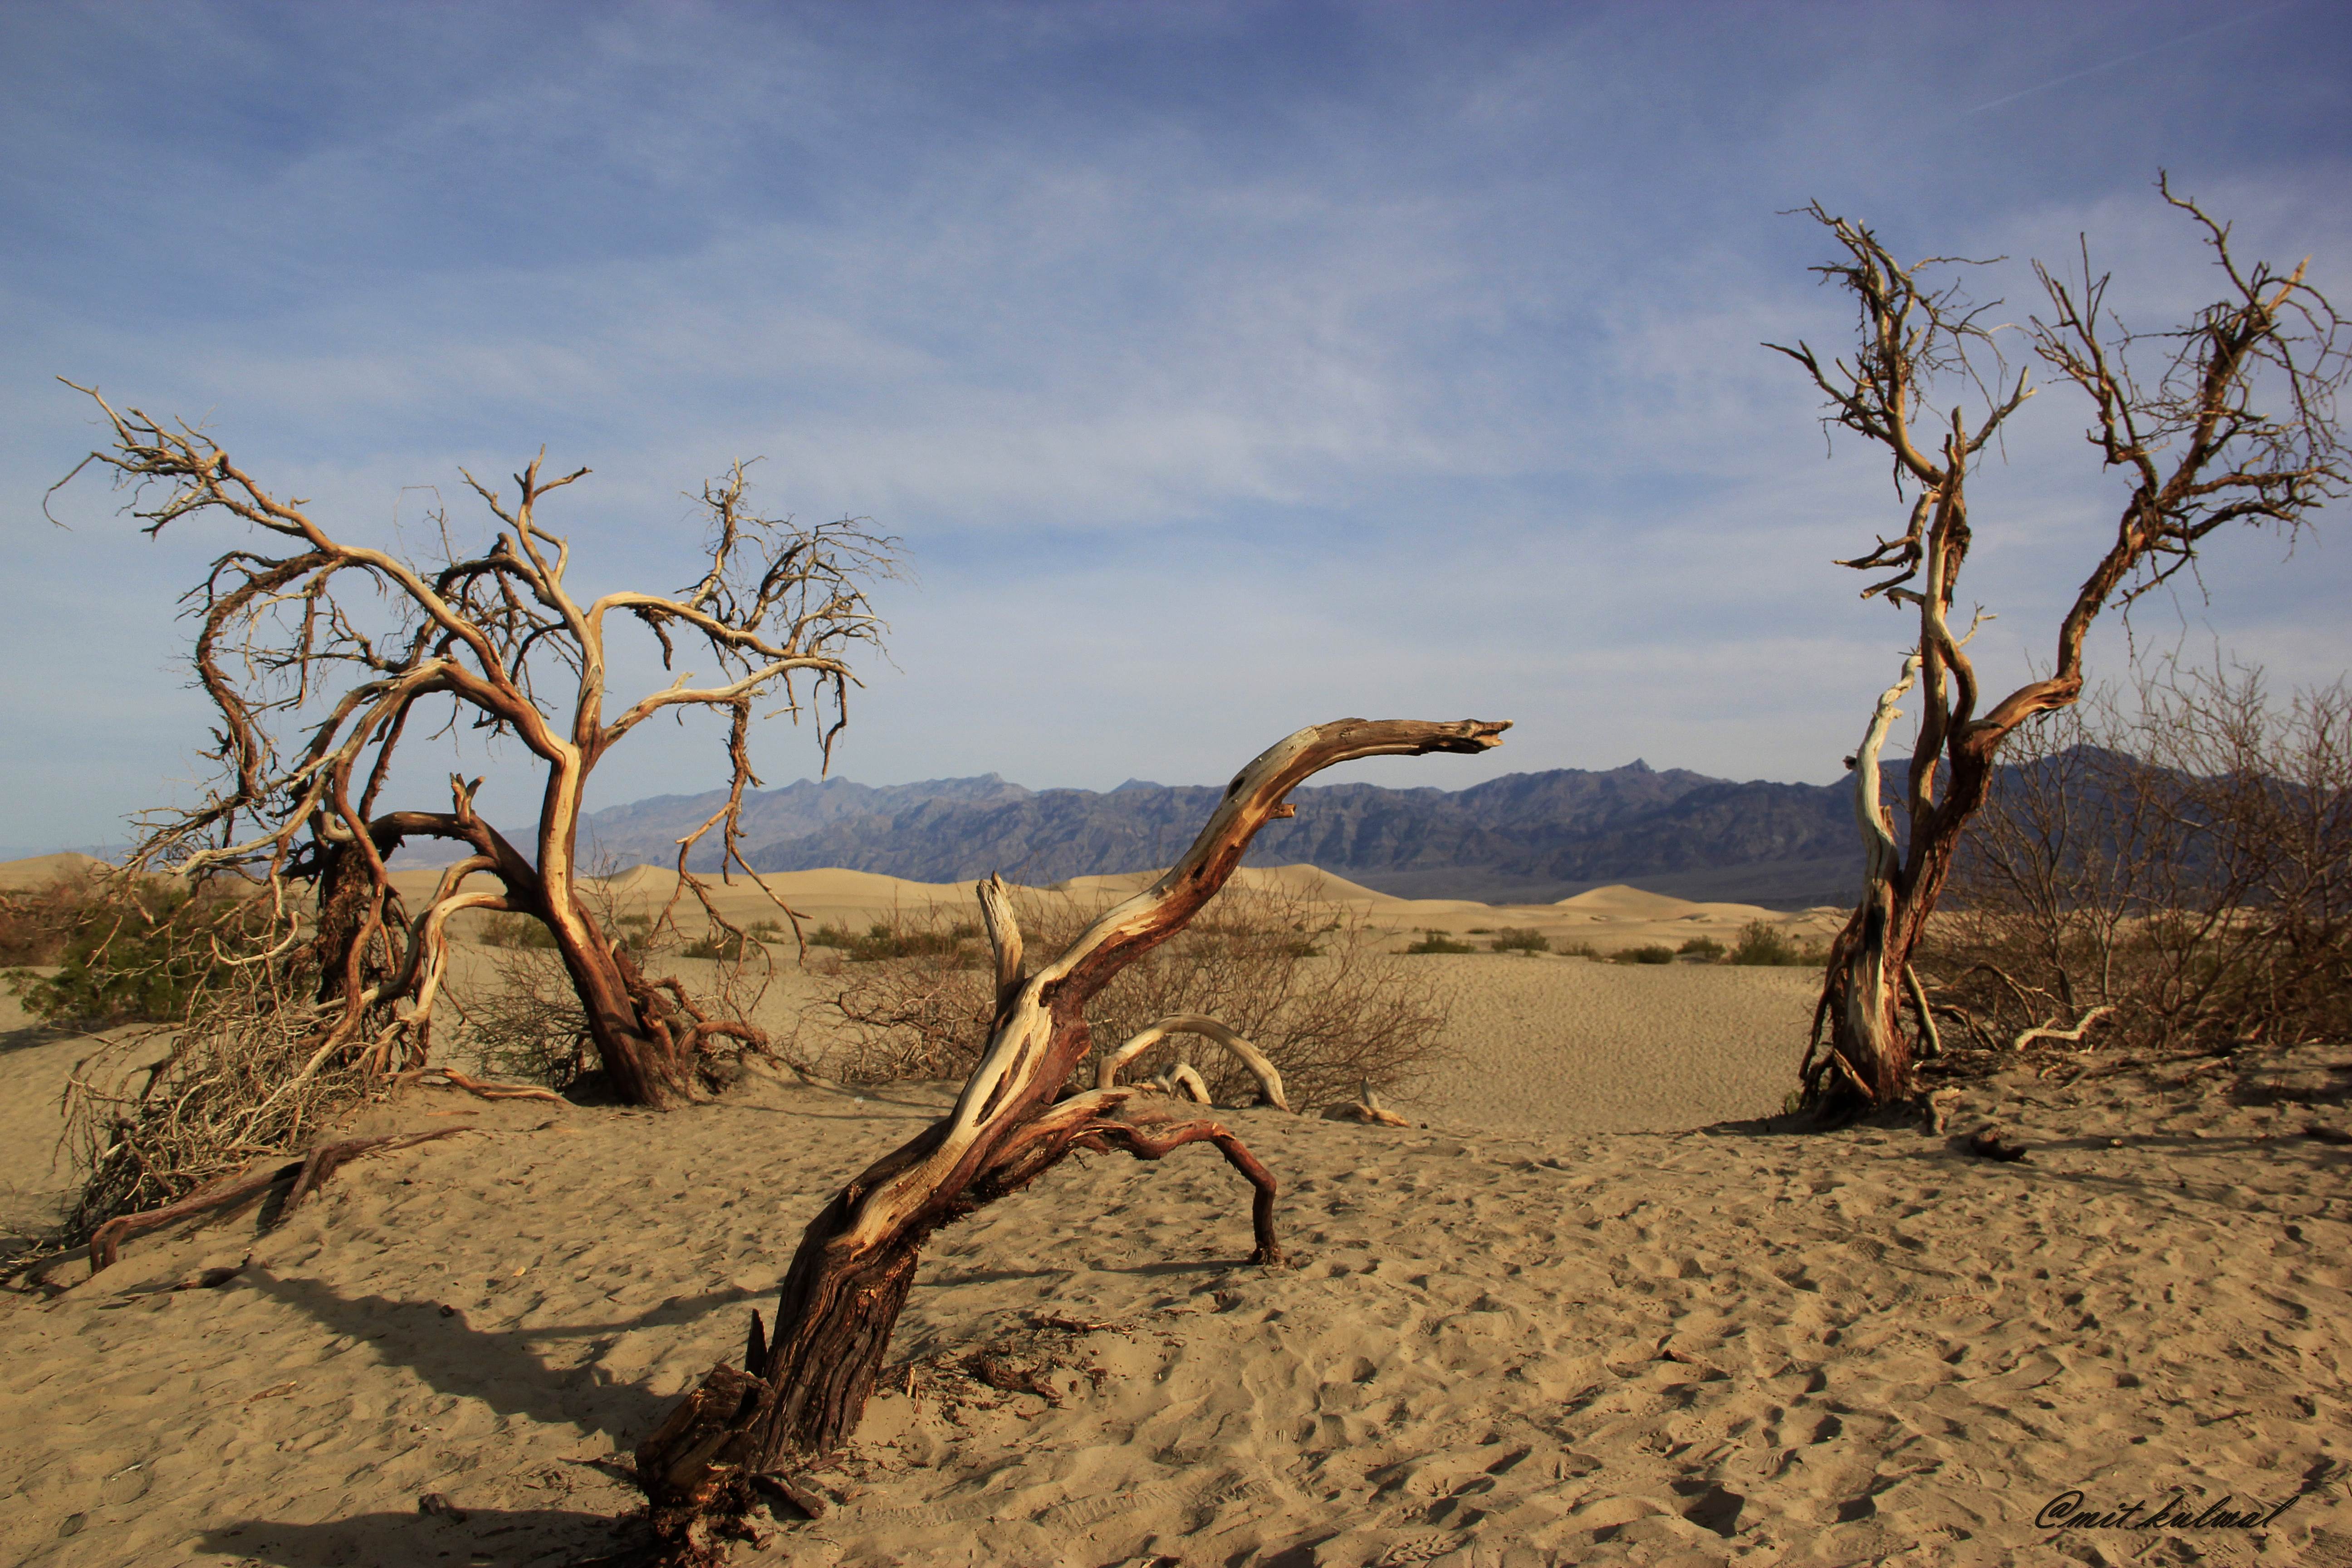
634, 717, 1508, 1552
1805, 651, 2011, 1117
1775, 191, 2344, 1122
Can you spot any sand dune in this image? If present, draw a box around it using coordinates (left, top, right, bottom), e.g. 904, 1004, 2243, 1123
564, 862, 1838, 957
0, 853, 107, 892
5, 852, 2342, 1564
3, 990, 2344, 1565
20, 853, 1834, 960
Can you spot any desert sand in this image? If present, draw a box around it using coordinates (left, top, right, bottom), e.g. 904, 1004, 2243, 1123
2, 857, 2346, 1566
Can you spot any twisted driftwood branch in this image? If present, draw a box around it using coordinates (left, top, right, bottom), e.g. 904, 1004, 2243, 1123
1096, 1013, 1290, 1111
2011, 1004, 2116, 1052
633, 717, 1509, 1556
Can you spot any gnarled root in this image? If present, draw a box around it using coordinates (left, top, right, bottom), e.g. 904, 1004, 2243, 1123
84, 1128, 471, 1275
1098, 1014, 1290, 1111
416, 1066, 563, 1103
1322, 1080, 1410, 1126
1081, 1108, 1284, 1266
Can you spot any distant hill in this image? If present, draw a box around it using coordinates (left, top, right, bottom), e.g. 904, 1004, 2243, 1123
23, 746, 2180, 913
559, 760, 1872, 909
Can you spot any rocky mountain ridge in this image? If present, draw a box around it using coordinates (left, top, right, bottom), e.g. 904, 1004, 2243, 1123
569, 761, 1870, 908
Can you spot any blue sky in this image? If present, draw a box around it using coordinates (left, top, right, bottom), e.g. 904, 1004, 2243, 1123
5, 0, 2349, 852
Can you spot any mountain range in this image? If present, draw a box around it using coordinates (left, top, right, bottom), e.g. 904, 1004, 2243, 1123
558, 761, 1874, 909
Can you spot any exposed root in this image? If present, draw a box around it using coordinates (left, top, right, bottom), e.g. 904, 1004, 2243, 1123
1152, 1063, 1212, 1103
2010, 1005, 2117, 1053
1321, 1080, 1410, 1126
1098, 1014, 1291, 1111
84, 1128, 471, 1275
1081, 1109, 1284, 1266
417, 1066, 564, 1102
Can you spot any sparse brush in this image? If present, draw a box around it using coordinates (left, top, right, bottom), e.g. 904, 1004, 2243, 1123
57, 910, 377, 1248
1678, 936, 1726, 960
1613, 945, 1676, 965
476, 912, 561, 951
1405, 929, 1476, 954
807, 918, 984, 964
679, 918, 790, 961
11, 878, 273, 1026
1729, 921, 1818, 967
828, 885, 1448, 1109
1931, 666, 2352, 1057
0, 867, 106, 969
459, 944, 597, 1093
1489, 927, 1549, 954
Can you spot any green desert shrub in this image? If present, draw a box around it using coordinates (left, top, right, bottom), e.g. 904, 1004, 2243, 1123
11, 879, 271, 1026
1405, 929, 1476, 954
1489, 927, 1550, 954
1613, 944, 1676, 965
808, 917, 984, 965
0, 868, 105, 968
478, 912, 561, 950
1728, 920, 1823, 967
1678, 935, 1726, 961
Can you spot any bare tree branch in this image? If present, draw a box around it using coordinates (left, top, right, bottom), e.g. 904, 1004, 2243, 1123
54, 388, 900, 1108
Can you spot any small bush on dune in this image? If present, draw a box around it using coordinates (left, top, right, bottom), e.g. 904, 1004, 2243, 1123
1613, 944, 1676, 965
0, 868, 106, 969
1405, 929, 1476, 954
1729, 920, 1822, 967
680, 918, 789, 961
1489, 927, 1550, 954
829, 885, 1449, 1109
808, 917, 984, 964
10, 876, 273, 1026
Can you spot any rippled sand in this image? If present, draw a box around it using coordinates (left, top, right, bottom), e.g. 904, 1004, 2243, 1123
3, 942, 2347, 1566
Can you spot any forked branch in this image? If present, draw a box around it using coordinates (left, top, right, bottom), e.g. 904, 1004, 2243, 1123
633, 718, 1509, 1555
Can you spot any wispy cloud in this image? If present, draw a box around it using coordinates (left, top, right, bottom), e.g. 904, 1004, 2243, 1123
4, 1, 2347, 845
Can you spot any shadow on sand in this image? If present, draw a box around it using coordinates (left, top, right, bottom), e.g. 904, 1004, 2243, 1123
194, 1505, 657, 1568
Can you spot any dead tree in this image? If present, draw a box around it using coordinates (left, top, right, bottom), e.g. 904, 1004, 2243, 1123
634, 717, 1508, 1553
53, 387, 894, 1109
1770, 177, 2347, 1116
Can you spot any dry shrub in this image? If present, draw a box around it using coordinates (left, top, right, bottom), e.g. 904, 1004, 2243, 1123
459, 943, 598, 1092
451, 897, 790, 1093
1934, 661, 2352, 1055
60, 926, 375, 1245
828, 883, 1447, 1108
0, 866, 105, 968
